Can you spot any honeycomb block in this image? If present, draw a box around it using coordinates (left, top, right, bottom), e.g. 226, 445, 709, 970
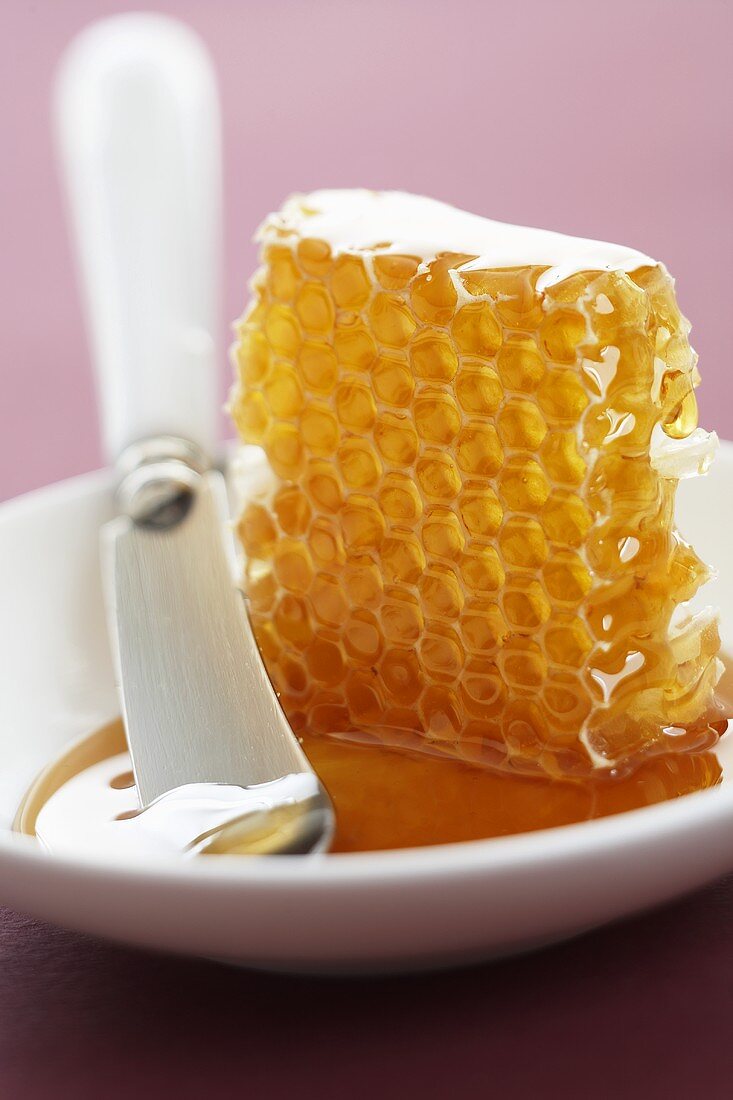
231, 190, 721, 779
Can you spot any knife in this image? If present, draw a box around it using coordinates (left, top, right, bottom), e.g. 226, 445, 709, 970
54, 14, 334, 854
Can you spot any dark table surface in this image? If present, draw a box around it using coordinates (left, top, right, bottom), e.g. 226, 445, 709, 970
2, 875, 732, 1099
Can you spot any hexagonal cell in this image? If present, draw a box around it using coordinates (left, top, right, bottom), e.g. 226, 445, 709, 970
274, 593, 314, 649
373, 253, 421, 290
245, 568, 277, 613
455, 364, 502, 416
460, 545, 505, 596
265, 245, 302, 301
381, 588, 424, 645
345, 670, 384, 724
264, 364, 304, 418
410, 257, 461, 325
307, 517, 345, 568
372, 352, 414, 407
419, 623, 463, 680
380, 647, 422, 704
297, 341, 339, 394
273, 539, 315, 594
331, 254, 371, 309
277, 652, 311, 699
343, 609, 384, 664
451, 301, 502, 357
498, 458, 550, 512
542, 672, 592, 734
305, 636, 345, 684
369, 292, 418, 347
409, 329, 459, 382
310, 573, 349, 627
502, 697, 549, 757
497, 398, 547, 449
238, 502, 277, 559
413, 392, 461, 444
303, 459, 343, 513
458, 486, 503, 538
264, 303, 302, 358
374, 412, 419, 465
308, 693, 349, 735
498, 516, 548, 568
542, 550, 592, 604
502, 576, 551, 631
418, 565, 464, 619
232, 390, 270, 445
539, 308, 587, 363
295, 282, 335, 334
234, 328, 271, 387
459, 656, 507, 718
380, 531, 426, 585
378, 472, 423, 523
333, 317, 378, 371
419, 685, 462, 741
273, 485, 312, 537
545, 616, 594, 668
340, 495, 386, 549
343, 554, 384, 610
498, 639, 548, 691
337, 439, 382, 490
264, 422, 305, 480
296, 237, 332, 278
460, 599, 508, 655
455, 424, 504, 477
334, 380, 377, 432
416, 451, 462, 502
300, 403, 339, 454
496, 334, 545, 392
421, 508, 465, 560
540, 430, 586, 487
537, 369, 589, 425
541, 492, 593, 548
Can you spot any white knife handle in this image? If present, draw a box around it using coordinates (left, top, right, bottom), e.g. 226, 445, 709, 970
54, 13, 221, 463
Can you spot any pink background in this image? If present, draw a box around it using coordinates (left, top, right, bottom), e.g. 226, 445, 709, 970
1, 0, 731, 501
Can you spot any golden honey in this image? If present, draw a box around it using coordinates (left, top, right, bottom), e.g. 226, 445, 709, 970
230, 192, 722, 780
15, 717, 726, 855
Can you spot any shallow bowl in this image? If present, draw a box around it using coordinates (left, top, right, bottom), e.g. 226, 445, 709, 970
0, 446, 732, 973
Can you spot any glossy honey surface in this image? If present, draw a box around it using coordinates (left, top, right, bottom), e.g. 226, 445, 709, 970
16, 715, 726, 854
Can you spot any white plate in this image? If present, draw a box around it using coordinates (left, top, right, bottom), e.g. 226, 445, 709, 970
1, 448, 732, 974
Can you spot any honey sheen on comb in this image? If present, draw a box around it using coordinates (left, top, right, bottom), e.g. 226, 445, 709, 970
230, 190, 722, 780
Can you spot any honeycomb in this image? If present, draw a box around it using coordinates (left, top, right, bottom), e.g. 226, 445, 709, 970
230, 192, 722, 779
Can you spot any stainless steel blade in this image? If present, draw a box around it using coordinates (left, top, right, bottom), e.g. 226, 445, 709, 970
103, 468, 315, 807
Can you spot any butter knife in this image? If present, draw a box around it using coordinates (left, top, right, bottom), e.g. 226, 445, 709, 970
55, 14, 333, 854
